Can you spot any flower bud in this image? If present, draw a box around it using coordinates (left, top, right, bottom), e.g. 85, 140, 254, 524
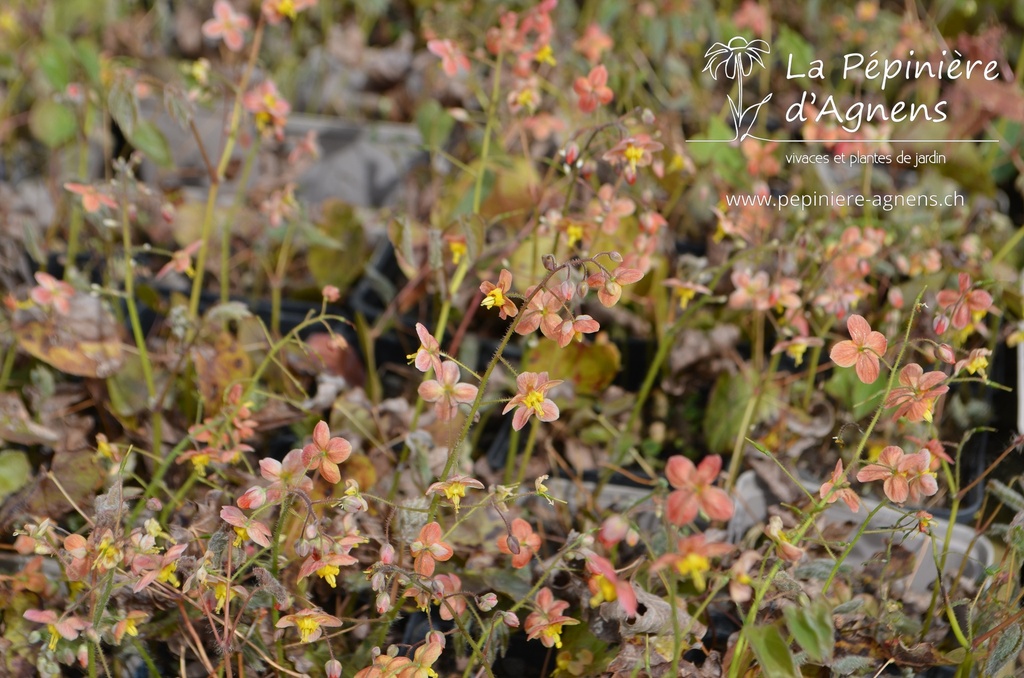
380, 543, 396, 565
376, 591, 392, 614
937, 343, 955, 365
576, 281, 589, 298
541, 253, 557, 271
325, 660, 342, 678
932, 314, 949, 335
641, 108, 655, 125
501, 611, 520, 628
477, 592, 498, 611
426, 630, 446, 648
608, 251, 623, 263
505, 535, 521, 555
304, 522, 319, 540
370, 571, 386, 591
563, 142, 579, 166
237, 486, 266, 510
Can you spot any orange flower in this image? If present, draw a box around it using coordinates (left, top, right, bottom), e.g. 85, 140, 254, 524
525, 588, 579, 649
573, 65, 613, 113
884, 364, 949, 423
586, 266, 644, 307
574, 24, 613, 63
261, 0, 316, 25
64, 183, 117, 213
496, 518, 541, 568
818, 460, 860, 512
30, 272, 74, 315
201, 0, 250, 52
275, 608, 342, 643
665, 455, 734, 526
652, 533, 732, 591
586, 554, 637, 617
935, 273, 992, 331
503, 371, 562, 431
410, 522, 453, 576
830, 314, 888, 384
427, 474, 484, 513
408, 322, 442, 374
480, 269, 518, 319
418, 361, 478, 422
427, 39, 471, 76
856, 445, 937, 504
301, 420, 352, 484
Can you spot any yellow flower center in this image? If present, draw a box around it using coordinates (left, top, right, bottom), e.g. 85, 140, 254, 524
677, 287, 697, 309
214, 583, 229, 613
233, 526, 247, 548
296, 616, 320, 643
94, 537, 122, 571
278, 0, 297, 19
191, 453, 211, 475
123, 619, 139, 637
623, 144, 644, 170
786, 343, 808, 366
444, 483, 467, 512
589, 574, 617, 608
158, 561, 180, 588
317, 564, 341, 588
482, 287, 506, 310
675, 553, 711, 592
542, 623, 565, 648
566, 223, 584, 247
47, 625, 60, 651
922, 398, 936, 423
534, 45, 556, 66
964, 354, 988, 376
449, 240, 467, 264
516, 88, 536, 110
523, 390, 545, 416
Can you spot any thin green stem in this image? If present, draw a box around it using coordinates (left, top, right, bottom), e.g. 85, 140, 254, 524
822, 500, 888, 594
514, 419, 540, 486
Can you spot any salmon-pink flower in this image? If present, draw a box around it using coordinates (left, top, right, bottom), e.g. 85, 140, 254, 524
260, 448, 314, 501
297, 551, 358, 588
275, 608, 343, 643
503, 371, 562, 431
764, 516, 804, 562
586, 554, 637, 617
525, 588, 579, 649
574, 65, 614, 113
24, 609, 88, 651
496, 517, 541, 568
288, 129, 320, 165
427, 474, 484, 512
603, 134, 663, 183
301, 421, 352, 484
64, 182, 117, 213
664, 278, 712, 310
586, 266, 644, 307
427, 39, 471, 76
515, 288, 563, 337
201, 0, 251, 52
220, 506, 272, 548
156, 240, 202, 279
818, 460, 860, 512
935, 273, 993, 330
480, 268, 518, 319
410, 522, 453, 577
652, 533, 732, 592
955, 348, 990, 378
408, 322, 443, 374
574, 23, 613, 63
665, 454, 734, 526
236, 486, 267, 509
30, 271, 75, 315
884, 363, 949, 423
830, 314, 888, 384
856, 446, 937, 504
243, 80, 291, 140
418, 361, 478, 422
261, 0, 316, 25
434, 573, 468, 620
551, 314, 600, 348
132, 543, 188, 592
728, 550, 761, 604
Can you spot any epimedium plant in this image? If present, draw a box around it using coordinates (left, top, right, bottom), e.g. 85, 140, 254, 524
2, 1, 1024, 678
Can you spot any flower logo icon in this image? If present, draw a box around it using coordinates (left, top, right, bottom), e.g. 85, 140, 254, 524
703, 37, 772, 141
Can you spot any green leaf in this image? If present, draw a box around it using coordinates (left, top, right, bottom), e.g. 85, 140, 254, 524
34, 38, 75, 90
0, 450, 31, 501
984, 619, 1023, 675
129, 120, 173, 167
824, 365, 886, 421
703, 368, 779, 453
73, 38, 101, 86
108, 77, 139, 138
415, 99, 455, 150
28, 99, 77, 148
784, 601, 834, 664
746, 624, 800, 678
